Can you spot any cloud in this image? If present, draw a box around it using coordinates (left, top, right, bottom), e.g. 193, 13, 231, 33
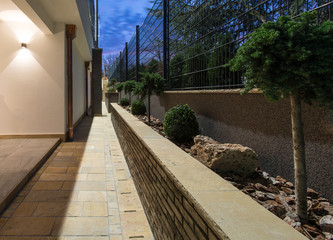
100, 0, 152, 55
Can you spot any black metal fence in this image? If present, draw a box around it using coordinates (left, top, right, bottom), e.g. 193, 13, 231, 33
109, 0, 333, 90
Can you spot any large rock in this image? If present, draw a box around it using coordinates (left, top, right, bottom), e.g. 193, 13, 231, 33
191, 135, 258, 177
320, 215, 333, 233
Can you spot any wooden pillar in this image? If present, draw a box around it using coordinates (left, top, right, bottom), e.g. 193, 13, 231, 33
85, 61, 90, 115
66, 24, 76, 141
90, 71, 93, 115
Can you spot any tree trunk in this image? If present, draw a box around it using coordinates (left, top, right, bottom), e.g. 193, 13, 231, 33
290, 94, 308, 223
148, 95, 151, 124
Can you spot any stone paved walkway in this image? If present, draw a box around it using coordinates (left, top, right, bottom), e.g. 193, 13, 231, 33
0, 105, 154, 240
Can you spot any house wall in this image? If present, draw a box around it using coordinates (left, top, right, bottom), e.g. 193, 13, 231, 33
150, 90, 333, 201
0, 20, 66, 135
72, 41, 86, 124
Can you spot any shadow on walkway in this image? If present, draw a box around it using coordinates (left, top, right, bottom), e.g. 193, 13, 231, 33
0, 105, 153, 239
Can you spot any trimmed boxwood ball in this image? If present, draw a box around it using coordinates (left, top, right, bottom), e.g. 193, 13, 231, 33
131, 100, 146, 115
120, 98, 130, 106
163, 104, 199, 142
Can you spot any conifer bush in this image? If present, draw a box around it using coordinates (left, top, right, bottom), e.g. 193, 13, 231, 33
120, 98, 130, 106
131, 100, 146, 115
163, 104, 199, 142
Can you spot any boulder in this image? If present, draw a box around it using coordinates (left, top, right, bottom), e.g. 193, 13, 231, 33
265, 204, 287, 218
307, 188, 320, 199
255, 191, 268, 201
321, 203, 333, 216
191, 135, 258, 177
320, 215, 333, 233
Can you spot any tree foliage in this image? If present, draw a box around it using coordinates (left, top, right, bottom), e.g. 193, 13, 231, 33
146, 58, 160, 74
115, 82, 123, 92
170, 54, 185, 89
227, 12, 333, 109
208, 33, 242, 87
135, 72, 165, 123
104, 54, 118, 76
123, 80, 136, 104
123, 80, 136, 95
139, 72, 165, 98
107, 78, 116, 88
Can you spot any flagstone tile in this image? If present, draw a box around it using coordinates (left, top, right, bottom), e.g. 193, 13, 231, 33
0, 217, 55, 235
33, 202, 83, 217
12, 202, 38, 216
52, 217, 108, 236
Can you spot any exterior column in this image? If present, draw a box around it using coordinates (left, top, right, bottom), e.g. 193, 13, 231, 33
92, 48, 103, 115
66, 24, 76, 141
85, 61, 90, 115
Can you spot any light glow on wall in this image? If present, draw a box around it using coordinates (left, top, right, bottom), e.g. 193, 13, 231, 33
0, 10, 40, 43
0, 10, 31, 22
17, 47, 31, 59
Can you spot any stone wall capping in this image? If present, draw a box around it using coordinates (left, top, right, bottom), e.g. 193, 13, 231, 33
110, 103, 307, 240
163, 88, 262, 95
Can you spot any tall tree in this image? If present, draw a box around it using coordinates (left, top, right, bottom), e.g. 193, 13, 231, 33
115, 82, 124, 101
123, 80, 136, 104
226, 12, 333, 222
104, 54, 118, 77
135, 72, 165, 124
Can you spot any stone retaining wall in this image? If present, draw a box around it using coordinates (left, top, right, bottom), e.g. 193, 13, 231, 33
105, 92, 119, 112
110, 103, 307, 240
150, 90, 333, 201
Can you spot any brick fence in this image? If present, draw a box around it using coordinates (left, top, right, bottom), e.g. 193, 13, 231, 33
110, 103, 306, 240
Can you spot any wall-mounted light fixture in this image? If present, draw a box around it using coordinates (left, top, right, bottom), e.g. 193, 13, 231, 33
21, 43, 27, 48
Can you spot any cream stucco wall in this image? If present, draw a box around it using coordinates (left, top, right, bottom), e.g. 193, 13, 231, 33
72, 41, 86, 125
0, 20, 66, 135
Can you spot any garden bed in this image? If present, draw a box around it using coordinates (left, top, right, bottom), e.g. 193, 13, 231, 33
121, 105, 333, 240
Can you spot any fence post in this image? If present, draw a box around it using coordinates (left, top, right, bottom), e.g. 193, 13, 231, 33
125, 42, 128, 81
163, 0, 169, 85
119, 51, 122, 82
136, 25, 140, 82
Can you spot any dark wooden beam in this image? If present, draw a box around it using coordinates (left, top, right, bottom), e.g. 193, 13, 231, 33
66, 24, 76, 141
85, 61, 90, 115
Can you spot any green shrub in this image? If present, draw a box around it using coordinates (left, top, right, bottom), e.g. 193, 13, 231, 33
120, 98, 130, 106
108, 87, 116, 93
131, 100, 146, 115
163, 104, 199, 142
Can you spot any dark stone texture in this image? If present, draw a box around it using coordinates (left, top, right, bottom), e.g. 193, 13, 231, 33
104, 92, 119, 112
92, 48, 103, 115
150, 91, 333, 201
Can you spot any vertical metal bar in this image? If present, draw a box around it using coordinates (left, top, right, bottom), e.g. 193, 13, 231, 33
125, 42, 128, 81
95, 0, 99, 47
163, 0, 169, 85
119, 51, 122, 82
136, 25, 140, 82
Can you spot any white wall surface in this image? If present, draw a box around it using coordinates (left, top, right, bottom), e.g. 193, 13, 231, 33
0, 20, 66, 135
72, 41, 85, 124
